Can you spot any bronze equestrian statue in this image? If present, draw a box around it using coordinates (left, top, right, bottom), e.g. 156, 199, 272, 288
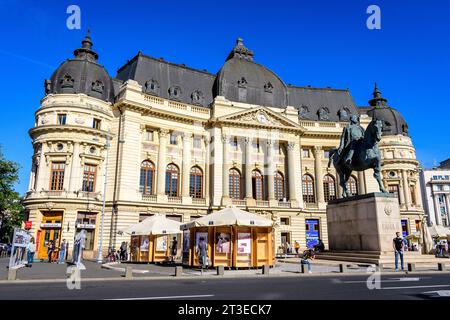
328, 115, 388, 197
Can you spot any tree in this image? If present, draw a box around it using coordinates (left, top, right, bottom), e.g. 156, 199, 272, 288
0, 145, 24, 243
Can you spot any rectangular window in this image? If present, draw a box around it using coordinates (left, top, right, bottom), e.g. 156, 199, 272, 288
231, 137, 238, 151
57, 114, 67, 125
50, 162, 65, 191
280, 217, 290, 226
170, 133, 177, 145
193, 137, 202, 149
323, 150, 330, 159
144, 129, 154, 141
388, 184, 401, 204
93, 118, 101, 130
302, 149, 310, 158
82, 164, 97, 192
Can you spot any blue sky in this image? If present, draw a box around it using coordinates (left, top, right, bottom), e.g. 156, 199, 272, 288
0, 0, 449, 195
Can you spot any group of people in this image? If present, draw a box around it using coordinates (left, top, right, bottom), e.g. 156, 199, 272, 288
434, 240, 449, 258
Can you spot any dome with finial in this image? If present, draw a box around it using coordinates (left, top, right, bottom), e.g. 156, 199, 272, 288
45, 30, 114, 103
366, 83, 409, 136
214, 38, 287, 108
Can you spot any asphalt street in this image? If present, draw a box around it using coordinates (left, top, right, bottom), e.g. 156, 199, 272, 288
1, 273, 450, 300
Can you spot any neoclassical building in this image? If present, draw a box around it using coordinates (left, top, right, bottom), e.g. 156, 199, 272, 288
23, 33, 425, 259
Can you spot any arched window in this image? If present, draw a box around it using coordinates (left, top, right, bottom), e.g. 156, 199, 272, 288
302, 174, 315, 203
139, 160, 155, 194
252, 170, 265, 200
189, 166, 203, 199
347, 175, 358, 196
165, 163, 179, 197
229, 168, 242, 199
323, 175, 336, 202
274, 171, 286, 201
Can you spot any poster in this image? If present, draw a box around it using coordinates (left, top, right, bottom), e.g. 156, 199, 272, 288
9, 228, 30, 268
183, 230, 190, 253
237, 233, 251, 254
215, 232, 231, 253
156, 235, 167, 251
140, 236, 150, 252
195, 232, 208, 253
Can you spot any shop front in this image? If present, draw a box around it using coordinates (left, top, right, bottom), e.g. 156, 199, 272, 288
37, 211, 63, 260
76, 212, 97, 259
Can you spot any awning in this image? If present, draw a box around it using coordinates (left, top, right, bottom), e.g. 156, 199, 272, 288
428, 225, 450, 239
121, 215, 182, 236
180, 207, 274, 230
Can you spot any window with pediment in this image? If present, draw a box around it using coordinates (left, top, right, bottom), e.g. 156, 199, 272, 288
144, 79, 159, 95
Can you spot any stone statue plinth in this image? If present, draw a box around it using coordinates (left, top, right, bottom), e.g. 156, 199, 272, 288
326, 193, 401, 253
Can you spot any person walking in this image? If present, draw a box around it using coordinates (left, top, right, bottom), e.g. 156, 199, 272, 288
57, 239, 67, 264
26, 237, 36, 267
393, 232, 405, 271
300, 249, 315, 273
196, 237, 208, 270
170, 236, 178, 263
47, 240, 55, 263
120, 242, 127, 261
294, 241, 300, 255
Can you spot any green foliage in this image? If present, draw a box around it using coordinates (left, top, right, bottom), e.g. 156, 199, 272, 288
0, 146, 24, 243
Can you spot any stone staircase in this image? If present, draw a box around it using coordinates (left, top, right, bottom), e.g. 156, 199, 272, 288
316, 250, 444, 265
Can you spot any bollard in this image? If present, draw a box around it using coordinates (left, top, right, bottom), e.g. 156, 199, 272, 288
125, 266, 133, 279
216, 265, 224, 276
339, 264, 347, 273
262, 264, 270, 275
8, 268, 17, 281
438, 263, 446, 271
407, 263, 415, 272
175, 266, 183, 277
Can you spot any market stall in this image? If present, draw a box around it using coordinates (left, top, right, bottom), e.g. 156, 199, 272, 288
180, 207, 275, 268
122, 215, 182, 263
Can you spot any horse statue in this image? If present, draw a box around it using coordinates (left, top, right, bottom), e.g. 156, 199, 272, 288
328, 118, 387, 197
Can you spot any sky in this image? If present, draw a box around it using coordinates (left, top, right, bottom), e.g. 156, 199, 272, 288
0, 0, 449, 195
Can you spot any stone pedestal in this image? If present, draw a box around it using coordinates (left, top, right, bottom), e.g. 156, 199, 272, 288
326, 192, 401, 254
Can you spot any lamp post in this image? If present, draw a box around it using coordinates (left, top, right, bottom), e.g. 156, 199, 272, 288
97, 135, 110, 263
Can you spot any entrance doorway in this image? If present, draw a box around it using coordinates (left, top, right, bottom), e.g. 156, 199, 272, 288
38, 212, 63, 260
305, 219, 320, 248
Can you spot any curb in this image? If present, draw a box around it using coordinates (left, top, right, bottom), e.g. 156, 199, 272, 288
101, 262, 150, 274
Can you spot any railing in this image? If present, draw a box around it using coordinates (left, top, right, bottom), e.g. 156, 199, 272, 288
40, 190, 65, 197
192, 198, 207, 205
142, 194, 157, 202
255, 200, 269, 207
78, 191, 101, 200
278, 201, 291, 208
143, 94, 164, 105
231, 199, 246, 206
168, 101, 188, 110
305, 202, 319, 209
168, 196, 182, 204
191, 106, 210, 114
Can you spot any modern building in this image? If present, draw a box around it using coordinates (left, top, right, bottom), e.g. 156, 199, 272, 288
439, 158, 450, 169
23, 32, 425, 259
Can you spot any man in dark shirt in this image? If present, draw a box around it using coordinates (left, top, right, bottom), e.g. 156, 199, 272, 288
393, 232, 404, 271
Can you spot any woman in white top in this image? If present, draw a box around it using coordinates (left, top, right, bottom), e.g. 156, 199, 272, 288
26, 237, 36, 267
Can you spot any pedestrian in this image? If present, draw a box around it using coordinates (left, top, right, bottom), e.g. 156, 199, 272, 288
26, 237, 36, 267
300, 249, 315, 274
314, 239, 325, 253
47, 240, 55, 263
294, 241, 300, 255
58, 239, 67, 264
444, 241, 449, 257
393, 232, 405, 271
120, 242, 127, 261
283, 242, 288, 258
287, 242, 292, 254
196, 237, 208, 270
170, 236, 178, 262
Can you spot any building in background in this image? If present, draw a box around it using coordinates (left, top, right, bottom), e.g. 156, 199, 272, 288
22, 33, 425, 259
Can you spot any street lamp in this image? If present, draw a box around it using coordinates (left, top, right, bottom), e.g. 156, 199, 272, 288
97, 135, 110, 263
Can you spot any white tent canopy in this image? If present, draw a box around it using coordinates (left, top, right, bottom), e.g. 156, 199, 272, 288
428, 225, 450, 239
121, 215, 182, 236
180, 207, 274, 230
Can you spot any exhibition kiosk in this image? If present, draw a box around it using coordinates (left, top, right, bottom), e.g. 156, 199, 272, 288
180, 207, 275, 268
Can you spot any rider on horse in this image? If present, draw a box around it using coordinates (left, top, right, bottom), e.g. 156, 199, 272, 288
337, 115, 365, 165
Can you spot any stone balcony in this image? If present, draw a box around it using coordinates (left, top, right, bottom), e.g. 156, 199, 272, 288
24, 190, 102, 201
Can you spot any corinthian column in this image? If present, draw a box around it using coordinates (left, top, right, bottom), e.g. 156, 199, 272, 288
266, 140, 275, 203
156, 129, 169, 198
314, 146, 324, 205
244, 137, 253, 200
287, 141, 297, 202
181, 132, 192, 203
433, 194, 443, 225
402, 170, 411, 208
222, 134, 230, 204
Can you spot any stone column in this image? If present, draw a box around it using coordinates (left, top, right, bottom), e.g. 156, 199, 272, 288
221, 134, 230, 205
414, 181, 423, 208
287, 141, 297, 202
314, 146, 324, 205
357, 170, 366, 195
244, 137, 254, 203
433, 194, 443, 225
156, 129, 169, 199
69, 142, 79, 193
266, 140, 276, 206
181, 132, 192, 203
445, 195, 450, 225
402, 170, 411, 208
203, 136, 210, 202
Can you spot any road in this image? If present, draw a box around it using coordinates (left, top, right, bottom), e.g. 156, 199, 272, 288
1, 273, 450, 300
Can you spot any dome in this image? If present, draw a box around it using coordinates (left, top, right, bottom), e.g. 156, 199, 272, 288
366, 83, 409, 136
44, 31, 114, 103
214, 38, 287, 108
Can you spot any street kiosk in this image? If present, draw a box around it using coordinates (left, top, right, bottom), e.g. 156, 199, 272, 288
123, 215, 182, 263
180, 207, 275, 268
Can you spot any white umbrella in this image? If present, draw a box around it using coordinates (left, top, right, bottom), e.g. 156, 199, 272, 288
428, 225, 450, 239
122, 215, 182, 236
180, 206, 274, 230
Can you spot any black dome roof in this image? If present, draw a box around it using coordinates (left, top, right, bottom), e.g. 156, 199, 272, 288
366, 84, 409, 136
45, 31, 114, 103
214, 38, 287, 108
